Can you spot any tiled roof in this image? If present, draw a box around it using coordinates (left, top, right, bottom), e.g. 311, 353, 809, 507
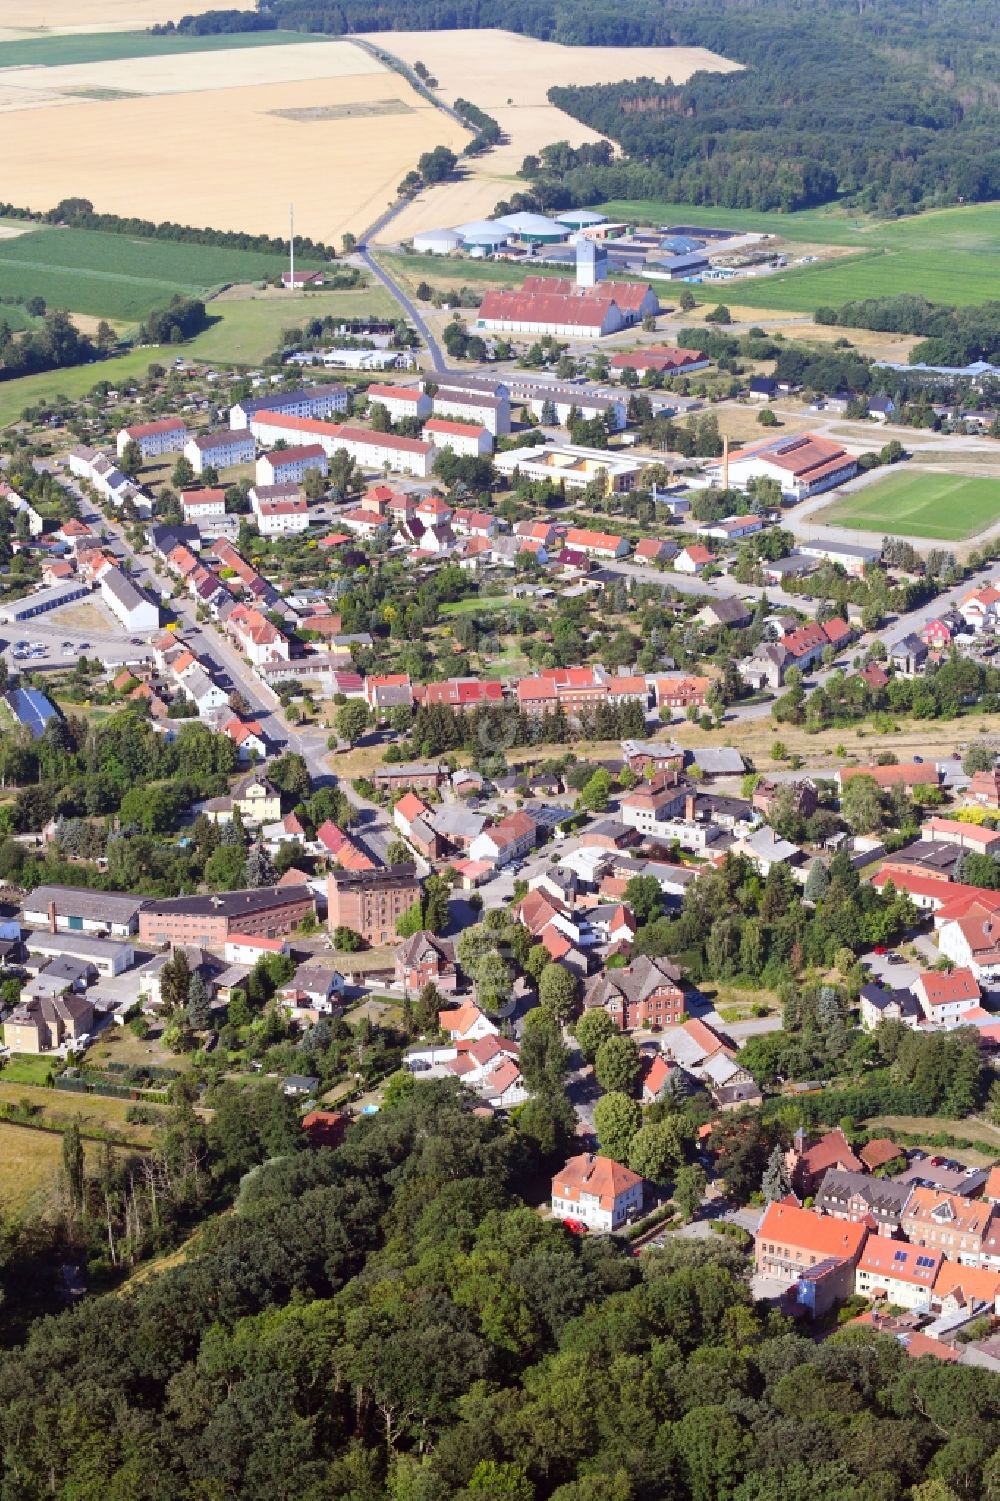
757, 1200, 868, 1259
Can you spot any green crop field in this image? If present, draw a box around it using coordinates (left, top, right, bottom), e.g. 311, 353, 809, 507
0, 228, 325, 321
598, 200, 1000, 310
0, 29, 329, 69
0, 304, 38, 333
818, 470, 1000, 541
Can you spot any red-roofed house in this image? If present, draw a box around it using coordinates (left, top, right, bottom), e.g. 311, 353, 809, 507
422, 418, 493, 457
716, 432, 857, 501
117, 416, 188, 460
786, 1126, 864, 1197
856, 1235, 942, 1310
469, 811, 538, 868
610, 345, 709, 378
912, 967, 981, 1024
756, 1199, 869, 1311
551, 1152, 644, 1232
675, 545, 713, 574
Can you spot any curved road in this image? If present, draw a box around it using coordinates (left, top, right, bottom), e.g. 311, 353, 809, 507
358, 237, 449, 373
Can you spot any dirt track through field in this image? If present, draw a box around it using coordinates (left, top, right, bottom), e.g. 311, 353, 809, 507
360, 29, 739, 239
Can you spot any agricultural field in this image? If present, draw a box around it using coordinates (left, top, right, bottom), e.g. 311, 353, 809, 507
600, 199, 1000, 311
0, 302, 39, 332
0, 226, 325, 321
365, 30, 738, 242
0, 40, 468, 246
0, 28, 323, 69
816, 470, 1000, 542
0, 0, 196, 27
0, 1117, 141, 1216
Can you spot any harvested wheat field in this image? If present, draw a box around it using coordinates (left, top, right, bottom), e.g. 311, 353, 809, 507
0, 43, 469, 243
361, 29, 739, 239
0, 0, 206, 30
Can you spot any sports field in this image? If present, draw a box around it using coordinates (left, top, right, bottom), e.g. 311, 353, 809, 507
598, 200, 1000, 311
818, 471, 1000, 542
0, 227, 326, 321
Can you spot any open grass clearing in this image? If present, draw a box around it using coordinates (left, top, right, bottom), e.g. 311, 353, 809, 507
871, 1115, 1000, 1161
0, 28, 327, 69
190, 286, 399, 365
0, 1118, 141, 1216
2, 1054, 56, 1086
817, 470, 1000, 542
599, 200, 1000, 311
0, 1081, 158, 1146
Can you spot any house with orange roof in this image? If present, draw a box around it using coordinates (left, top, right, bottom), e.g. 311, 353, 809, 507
839, 762, 940, 792
674, 544, 713, 574
469, 810, 539, 868
225, 603, 290, 667
938, 906, 1000, 983
959, 585, 1000, 632
393, 791, 431, 837
755, 1199, 868, 1313
422, 418, 493, 457
438, 1002, 498, 1044
912, 967, 981, 1024
550, 1152, 645, 1233
564, 526, 630, 560
314, 821, 377, 873
641, 1052, 677, 1103
366, 384, 431, 423
860, 1137, 905, 1173
855, 1235, 943, 1310
901, 1187, 995, 1265
932, 1260, 1000, 1314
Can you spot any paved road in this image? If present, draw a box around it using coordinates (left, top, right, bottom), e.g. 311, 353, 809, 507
357, 236, 449, 373
604, 560, 820, 617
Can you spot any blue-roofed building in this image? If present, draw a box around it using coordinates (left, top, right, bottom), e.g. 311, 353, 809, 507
6, 688, 59, 740
659, 235, 705, 255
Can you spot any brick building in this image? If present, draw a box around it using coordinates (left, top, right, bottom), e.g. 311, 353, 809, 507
327, 865, 421, 946
139, 884, 314, 948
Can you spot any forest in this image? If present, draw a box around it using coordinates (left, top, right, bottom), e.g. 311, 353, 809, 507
163, 0, 1000, 216
3, 1083, 1000, 1498
815, 297, 1000, 367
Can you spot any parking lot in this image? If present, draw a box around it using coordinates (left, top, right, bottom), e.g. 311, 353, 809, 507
2, 598, 158, 674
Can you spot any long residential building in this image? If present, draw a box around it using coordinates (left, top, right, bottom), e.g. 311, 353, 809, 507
248, 412, 436, 478
183, 429, 255, 474
230, 383, 349, 430
116, 417, 188, 460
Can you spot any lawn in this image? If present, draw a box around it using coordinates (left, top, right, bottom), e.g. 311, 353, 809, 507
440, 595, 526, 617
0, 304, 39, 333
2, 1054, 58, 1086
598, 199, 1000, 310
0, 29, 327, 69
0, 348, 167, 427
0, 1081, 158, 1147
191, 287, 398, 364
818, 470, 1000, 542
0, 1119, 141, 1215
0, 227, 326, 321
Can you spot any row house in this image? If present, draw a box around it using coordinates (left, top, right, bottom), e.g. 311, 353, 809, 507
755, 1199, 868, 1316
901, 1187, 995, 1266
248, 412, 436, 479
365, 673, 413, 713
256, 444, 328, 488
226, 603, 291, 666
813, 1168, 913, 1232
432, 385, 511, 436
648, 675, 710, 712
366, 384, 431, 423
230, 383, 349, 430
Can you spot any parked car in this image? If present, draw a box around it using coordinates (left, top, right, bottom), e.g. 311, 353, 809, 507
562, 1219, 588, 1236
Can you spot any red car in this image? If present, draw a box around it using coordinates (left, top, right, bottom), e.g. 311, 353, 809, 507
562, 1219, 588, 1236
873, 945, 888, 955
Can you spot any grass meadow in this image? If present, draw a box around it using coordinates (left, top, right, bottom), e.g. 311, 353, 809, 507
819, 470, 1000, 541
598, 200, 1000, 310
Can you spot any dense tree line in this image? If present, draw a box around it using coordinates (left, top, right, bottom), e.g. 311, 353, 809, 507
453, 96, 503, 154
816, 295, 1000, 367
0, 195, 336, 259
0, 310, 94, 381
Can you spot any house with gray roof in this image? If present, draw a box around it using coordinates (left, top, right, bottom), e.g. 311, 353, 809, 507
814, 1168, 913, 1231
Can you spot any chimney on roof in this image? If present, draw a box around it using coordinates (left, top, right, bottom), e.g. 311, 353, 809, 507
685, 792, 697, 822
47, 900, 57, 935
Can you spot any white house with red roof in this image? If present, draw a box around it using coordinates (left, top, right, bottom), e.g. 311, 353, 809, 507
438, 1002, 498, 1044
959, 585, 1000, 632
469, 811, 538, 868
366, 384, 431, 423
912, 967, 982, 1025
855, 1235, 942, 1311
675, 544, 713, 574
551, 1152, 644, 1232
422, 418, 493, 457
712, 432, 857, 502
